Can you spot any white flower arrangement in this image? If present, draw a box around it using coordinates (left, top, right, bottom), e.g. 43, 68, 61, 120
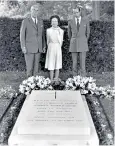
94, 85, 115, 99
65, 76, 96, 93
65, 76, 115, 98
19, 76, 51, 95
19, 75, 115, 99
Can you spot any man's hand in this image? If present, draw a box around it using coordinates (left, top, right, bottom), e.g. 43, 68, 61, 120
22, 47, 27, 54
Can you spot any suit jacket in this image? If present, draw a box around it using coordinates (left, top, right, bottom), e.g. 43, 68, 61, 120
20, 16, 46, 53
47, 27, 64, 47
68, 16, 90, 52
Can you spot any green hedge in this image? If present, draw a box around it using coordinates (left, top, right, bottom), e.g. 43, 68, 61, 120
0, 18, 114, 72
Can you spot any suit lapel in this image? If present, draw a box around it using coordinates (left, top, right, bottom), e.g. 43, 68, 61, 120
79, 17, 83, 32
73, 16, 81, 35
72, 16, 84, 35
29, 17, 37, 30
37, 17, 44, 33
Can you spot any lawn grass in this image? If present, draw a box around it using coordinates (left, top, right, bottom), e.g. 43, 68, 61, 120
0, 71, 114, 88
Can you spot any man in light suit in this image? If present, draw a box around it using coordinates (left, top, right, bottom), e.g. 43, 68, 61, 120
68, 7, 90, 76
20, 4, 46, 77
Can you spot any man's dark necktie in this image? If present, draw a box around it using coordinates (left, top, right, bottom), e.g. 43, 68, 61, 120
77, 18, 80, 31
35, 18, 38, 32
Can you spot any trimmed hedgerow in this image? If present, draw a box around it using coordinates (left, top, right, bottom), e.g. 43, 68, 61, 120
0, 18, 114, 72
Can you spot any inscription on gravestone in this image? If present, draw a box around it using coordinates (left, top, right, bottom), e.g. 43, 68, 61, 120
28, 99, 82, 123
9, 90, 99, 146
18, 91, 90, 135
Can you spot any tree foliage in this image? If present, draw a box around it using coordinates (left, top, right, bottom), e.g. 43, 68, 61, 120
0, 0, 92, 19
0, 0, 114, 21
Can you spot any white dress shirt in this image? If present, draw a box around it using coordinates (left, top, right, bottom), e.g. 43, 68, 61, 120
31, 17, 38, 24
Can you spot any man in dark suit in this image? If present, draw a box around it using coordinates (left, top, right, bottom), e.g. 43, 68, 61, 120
20, 4, 46, 77
68, 7, 90, 76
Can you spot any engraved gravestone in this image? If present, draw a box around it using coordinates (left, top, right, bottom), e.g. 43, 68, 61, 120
8, 90, 99, 146
18, 90, 90, 135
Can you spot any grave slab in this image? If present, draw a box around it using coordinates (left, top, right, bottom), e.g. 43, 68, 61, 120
8, 90, 99, 146
18, 90, 90, 135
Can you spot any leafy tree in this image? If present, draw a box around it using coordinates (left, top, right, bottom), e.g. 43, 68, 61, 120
0, 0, 92, 19
0, 0, 114, 21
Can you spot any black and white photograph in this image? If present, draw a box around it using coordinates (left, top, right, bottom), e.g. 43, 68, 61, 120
0, 0, 114, 146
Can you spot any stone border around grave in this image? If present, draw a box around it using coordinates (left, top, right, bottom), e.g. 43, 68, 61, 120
85, 95, 114, 145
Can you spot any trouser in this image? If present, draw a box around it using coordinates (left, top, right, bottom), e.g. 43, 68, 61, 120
71, 52, 86, 76
24, 53, 41, 77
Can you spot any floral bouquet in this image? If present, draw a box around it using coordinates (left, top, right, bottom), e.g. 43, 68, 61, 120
19, 75, 115, 99
65, 76, 115, 98
94, 85, 115, 99
19, 76, 52, 95
65, 75, 97, 95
